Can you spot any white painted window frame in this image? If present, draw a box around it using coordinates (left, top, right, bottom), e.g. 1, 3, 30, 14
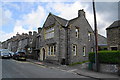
72, 44, 77, 56
83, 46, 86, 57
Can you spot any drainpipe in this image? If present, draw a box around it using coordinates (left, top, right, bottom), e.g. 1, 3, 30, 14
65, 27, 69, 65
63, 21, 70, 65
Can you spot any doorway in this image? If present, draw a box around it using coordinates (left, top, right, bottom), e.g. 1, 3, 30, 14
40, 47, 46, 61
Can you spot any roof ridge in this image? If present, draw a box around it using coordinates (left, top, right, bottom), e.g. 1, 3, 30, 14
50, 13, 68, 27
106, 20, 120, 29
50, 13, 68, 21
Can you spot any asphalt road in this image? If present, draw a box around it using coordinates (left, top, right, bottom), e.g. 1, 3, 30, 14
2, 59, 90, 78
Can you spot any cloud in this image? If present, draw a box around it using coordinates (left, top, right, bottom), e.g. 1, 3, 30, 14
13, 5, 46, 34
0, 31, 15, 42
46, 1, 88, 20
2, 0, 120, 2
2, 2, 20, 11
2, 9, 13, 26
46, 1, 118, 37
0, 8, 2, 29
0, 1, 118, 42
0, 5, 46, 42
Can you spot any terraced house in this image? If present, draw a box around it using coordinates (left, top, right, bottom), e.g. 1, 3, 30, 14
36, 10, 95, 65
2, 31, 37, 55
106, 20, 120, 50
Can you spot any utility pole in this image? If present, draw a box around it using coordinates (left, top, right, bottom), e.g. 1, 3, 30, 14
92, 0, 99, 72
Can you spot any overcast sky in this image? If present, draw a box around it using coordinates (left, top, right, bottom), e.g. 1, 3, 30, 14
0, 0, 119, 42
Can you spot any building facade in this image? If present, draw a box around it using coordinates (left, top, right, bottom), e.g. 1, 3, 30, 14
36, 10, 95, 64
106, 20, 120, 50
1, 9, 107, 65
1, 31, 37, 55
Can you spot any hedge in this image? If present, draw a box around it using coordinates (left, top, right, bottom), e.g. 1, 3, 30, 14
89, 51, 120, 64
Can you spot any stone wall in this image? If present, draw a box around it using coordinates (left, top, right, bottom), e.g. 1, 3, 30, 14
68, 15, 94, 64
107, 27, 120, 50
100, 64, 118, 73
91, 63, 119, 74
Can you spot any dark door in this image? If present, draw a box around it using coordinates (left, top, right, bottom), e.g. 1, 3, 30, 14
42, 48, 45, 61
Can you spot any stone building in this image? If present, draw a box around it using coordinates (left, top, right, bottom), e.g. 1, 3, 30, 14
7, 38, 13, 51
1, 9, 107, 64
27, 31, 38, 59
0, 42, 2, 49
17, 33, 29, 52
98, 34, 107, 51
36, 10, 95, 64
106, 20, 120, 50
2, 40, 8, 49
2, 31, 37, 54
10, 36, 19, 52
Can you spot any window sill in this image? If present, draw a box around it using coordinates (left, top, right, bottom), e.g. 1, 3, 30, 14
83, 55, 86, 57
47, 55, 56, 57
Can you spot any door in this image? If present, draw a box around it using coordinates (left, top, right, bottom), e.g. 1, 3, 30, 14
42, 48, 45, 61
40, 48, 46, 61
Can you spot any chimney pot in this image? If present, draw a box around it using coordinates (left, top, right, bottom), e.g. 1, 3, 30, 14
29, 31, 32, 36
38, 27, 42, 33
78, 9, 85, 17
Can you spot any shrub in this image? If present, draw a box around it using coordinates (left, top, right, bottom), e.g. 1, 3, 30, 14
89, 51, 120, 64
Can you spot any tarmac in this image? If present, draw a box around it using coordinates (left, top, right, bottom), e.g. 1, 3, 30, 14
27, 59, 120, 79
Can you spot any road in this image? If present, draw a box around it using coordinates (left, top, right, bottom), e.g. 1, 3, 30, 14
2, 59, 91, 79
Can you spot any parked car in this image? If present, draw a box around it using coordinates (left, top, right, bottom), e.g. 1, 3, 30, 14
13, 51, 26, 61
9, 51, 15, 58
0, 50, 11, 59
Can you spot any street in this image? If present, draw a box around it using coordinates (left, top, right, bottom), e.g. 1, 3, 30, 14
2, 59, 90, 78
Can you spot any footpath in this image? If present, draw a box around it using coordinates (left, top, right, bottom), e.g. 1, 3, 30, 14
27, 59, 120, 79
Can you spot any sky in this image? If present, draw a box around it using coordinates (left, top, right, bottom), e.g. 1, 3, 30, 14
0, 0, 119, 42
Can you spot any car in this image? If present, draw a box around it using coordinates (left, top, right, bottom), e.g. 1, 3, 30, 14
0, 50, 11, 59
13, 51, 26, 61
9, 51, 15, 58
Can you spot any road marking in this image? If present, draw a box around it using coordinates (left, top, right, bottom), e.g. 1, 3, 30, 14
11, 59, 29, 63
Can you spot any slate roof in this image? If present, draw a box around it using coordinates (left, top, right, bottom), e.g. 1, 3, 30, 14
51, 13, 68, 27
49, 13, 79, 27
98, 34, 107, 45
68, 17, 79, 25
106, 20, 120, 29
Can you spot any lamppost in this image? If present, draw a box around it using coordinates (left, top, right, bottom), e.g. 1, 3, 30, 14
92, 0, 99, 72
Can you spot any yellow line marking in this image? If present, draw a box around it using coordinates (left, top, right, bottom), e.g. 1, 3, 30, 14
11, 59, 29, 63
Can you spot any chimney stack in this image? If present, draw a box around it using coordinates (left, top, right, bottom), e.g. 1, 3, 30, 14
22, 33, 25, 35
38, 27, 42, 33
29, 31, 32, 36
16, 32, 20, 36
78, 9, 85, 17
33, 31, 37, 35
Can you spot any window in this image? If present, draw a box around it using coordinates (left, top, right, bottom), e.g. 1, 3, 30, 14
111, 47, 118, 50
88, 32, 91, 41
48, 45, 56, 56
75, 28, 79, 38
72, 44, 77, 56
83, 46, 86, 56
91, 47, 94, 52
45, 27, 54, 39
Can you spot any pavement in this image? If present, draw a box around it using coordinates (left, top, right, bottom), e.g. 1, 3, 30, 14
27, 59, 120, 79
